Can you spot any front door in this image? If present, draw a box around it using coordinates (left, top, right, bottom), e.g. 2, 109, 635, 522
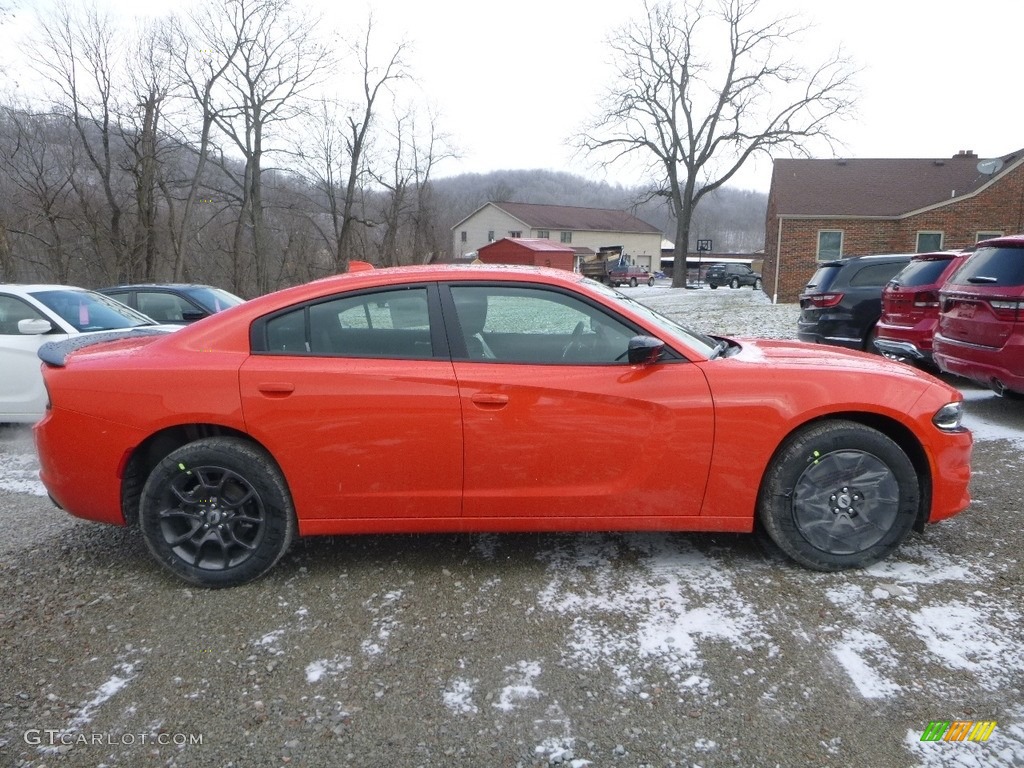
444, 283, 714, 524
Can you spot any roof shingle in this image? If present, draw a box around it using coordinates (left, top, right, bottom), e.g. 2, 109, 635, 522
491, 202, 661, 233
770, 148, 1024, 217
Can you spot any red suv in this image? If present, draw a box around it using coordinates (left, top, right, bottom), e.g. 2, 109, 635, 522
874, 250, 971, 367
933, 235, 1024, 396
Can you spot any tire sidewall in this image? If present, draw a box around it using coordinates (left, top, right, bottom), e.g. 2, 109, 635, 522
759, 421, 919, 571
139, 438, 296, 587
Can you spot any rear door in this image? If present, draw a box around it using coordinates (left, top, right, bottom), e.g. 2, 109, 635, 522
443, 282, 715, 523
239, 284, 464, 526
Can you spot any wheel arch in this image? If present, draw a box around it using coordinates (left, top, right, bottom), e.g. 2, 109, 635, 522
120, 424, 281, 527
758, 411, 932, 533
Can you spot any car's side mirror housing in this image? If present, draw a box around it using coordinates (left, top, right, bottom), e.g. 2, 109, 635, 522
627, 335, 664, 365
18, 318, 53, 335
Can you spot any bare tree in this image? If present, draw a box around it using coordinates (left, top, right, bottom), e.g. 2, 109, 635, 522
26, 0, 134, 281
0, 108, 78, 282
159, 9, 243, 282
122, 21, 172, 281
298, 19, 408, 273
200, 0, 330, 295
578, 0, 856, 288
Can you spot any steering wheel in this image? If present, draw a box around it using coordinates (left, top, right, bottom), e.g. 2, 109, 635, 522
561, 321, 587, 360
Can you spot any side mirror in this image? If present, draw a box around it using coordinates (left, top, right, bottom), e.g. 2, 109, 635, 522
627, 335, 664, 365
18, 318, 53, 335
180, 310, 207, 323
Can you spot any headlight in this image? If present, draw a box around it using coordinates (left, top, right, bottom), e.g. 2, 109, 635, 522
932, 401, 963, 431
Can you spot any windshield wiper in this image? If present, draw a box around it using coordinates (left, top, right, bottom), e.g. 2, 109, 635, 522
709, 340, 729, 360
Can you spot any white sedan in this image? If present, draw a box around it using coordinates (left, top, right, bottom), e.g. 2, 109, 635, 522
0, 284, 178, 424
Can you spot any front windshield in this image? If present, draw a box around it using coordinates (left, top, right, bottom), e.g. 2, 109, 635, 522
31, 289, 155, 332
584, 279, 720, 357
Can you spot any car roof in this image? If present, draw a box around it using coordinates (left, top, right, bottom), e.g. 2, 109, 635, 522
976, 234, 1024, 248
100, 283, 220, 291
0, 284, 94, 295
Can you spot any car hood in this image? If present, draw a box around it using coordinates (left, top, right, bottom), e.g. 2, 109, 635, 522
725, 337, 946, 384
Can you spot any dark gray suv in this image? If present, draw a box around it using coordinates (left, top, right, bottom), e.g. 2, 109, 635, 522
798, 254, 913, 352
706, 263, 762, 289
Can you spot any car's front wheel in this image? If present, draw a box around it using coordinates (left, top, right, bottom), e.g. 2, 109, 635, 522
139, 437, 296, 588
758, 420, 919, 571
753, 278, 762, 290
647, 277, 655, 287
629, 277, 639, 287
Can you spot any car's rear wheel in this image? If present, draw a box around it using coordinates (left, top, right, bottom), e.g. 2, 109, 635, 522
629, 277, 638, 287
139, 437, 296, 587
730, 278, 740, 289
758, 420, 919, 571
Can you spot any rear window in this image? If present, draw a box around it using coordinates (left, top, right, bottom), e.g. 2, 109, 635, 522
890, 257, 953, 288
948, 246, 1024, 287
848, 261, 909, 287
804, 265, 841, 292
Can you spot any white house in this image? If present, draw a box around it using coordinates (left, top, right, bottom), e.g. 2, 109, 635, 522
452, 202, 665, 272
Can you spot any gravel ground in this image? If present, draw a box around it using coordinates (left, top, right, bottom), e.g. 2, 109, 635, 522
1, 286, 1022, 768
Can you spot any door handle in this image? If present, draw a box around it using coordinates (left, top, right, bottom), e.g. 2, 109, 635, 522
257, 382, 295, 397
471, 393, 509, 408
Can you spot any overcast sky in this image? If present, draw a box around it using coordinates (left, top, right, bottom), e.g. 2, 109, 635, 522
3, 0, 1020, 192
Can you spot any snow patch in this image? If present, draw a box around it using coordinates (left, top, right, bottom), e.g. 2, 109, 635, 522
493, 660, 543, 712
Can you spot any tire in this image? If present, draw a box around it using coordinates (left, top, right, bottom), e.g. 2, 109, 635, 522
757, 420, 919, 571
753, 278, 762, 290
709, 284, 718, 289
730, 278, 740, 289
864, 325, 879, 354
647, 277, 655, 287
139, 437, 296, 588
629, 277, 638, 287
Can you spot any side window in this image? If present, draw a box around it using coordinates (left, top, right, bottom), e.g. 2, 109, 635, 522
849, 262, 908, 287
817, 230, 843, 260
0, 295, 46, 335
263, 288, 432, 358
137, 292, 193, 323
450, 285, 637, 364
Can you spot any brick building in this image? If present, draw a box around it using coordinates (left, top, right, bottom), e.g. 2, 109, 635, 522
763, 148, 1024, 302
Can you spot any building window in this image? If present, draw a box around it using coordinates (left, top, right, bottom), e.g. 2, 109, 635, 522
487, 230, 494, 242
560, 231, 572, 244
460, 231, 467, 243
817, 230, 843, 260
976, 231, 1002, 243
537, 229, 550, 239
916, 231, 943, 252
509, 230, 521, 238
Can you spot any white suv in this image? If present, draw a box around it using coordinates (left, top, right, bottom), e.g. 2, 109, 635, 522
0, 285, 175, 423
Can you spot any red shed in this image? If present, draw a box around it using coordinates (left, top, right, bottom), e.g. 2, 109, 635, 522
477, 238, 575, 271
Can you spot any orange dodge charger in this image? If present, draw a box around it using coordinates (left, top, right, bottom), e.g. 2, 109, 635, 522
34, 266, 972, 587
